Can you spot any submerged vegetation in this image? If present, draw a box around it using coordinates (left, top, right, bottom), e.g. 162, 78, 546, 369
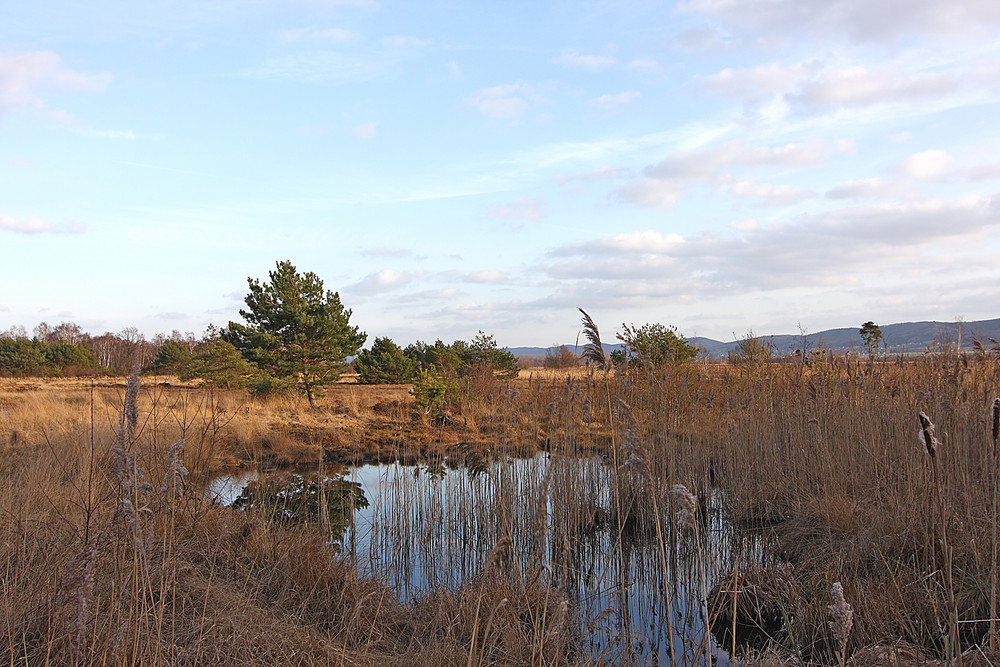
3, 309, 1000, 664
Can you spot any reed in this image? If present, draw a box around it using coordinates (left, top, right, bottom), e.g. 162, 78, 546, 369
5, 349, 1000, 664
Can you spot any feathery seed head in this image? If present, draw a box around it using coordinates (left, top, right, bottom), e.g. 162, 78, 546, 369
161, 439, 188, 499
671, 484, 698, 530
828, 582, 854, 654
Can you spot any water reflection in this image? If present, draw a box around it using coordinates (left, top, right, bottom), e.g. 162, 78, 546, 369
214, 454, 770, 665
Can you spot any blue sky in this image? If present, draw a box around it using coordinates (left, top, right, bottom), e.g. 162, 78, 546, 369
2, 0, 999, 347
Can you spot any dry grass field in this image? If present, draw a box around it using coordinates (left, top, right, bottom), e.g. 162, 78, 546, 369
3, 353, 1000, 665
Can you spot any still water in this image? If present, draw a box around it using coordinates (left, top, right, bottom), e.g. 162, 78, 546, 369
210, 453, 766, 665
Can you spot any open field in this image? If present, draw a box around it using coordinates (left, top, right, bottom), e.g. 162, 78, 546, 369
4, 354, 1000, 665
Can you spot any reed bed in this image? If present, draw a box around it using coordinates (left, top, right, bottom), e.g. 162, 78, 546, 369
3, 352, 1000, 665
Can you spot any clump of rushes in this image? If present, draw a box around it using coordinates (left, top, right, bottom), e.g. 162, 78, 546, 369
671, 483, 712, 667
920, 411, 962, 666
617, 400, 676, 665
828, 582, 853, 667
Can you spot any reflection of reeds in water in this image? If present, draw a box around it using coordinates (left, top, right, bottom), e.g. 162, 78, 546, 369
348, 446, 757, 664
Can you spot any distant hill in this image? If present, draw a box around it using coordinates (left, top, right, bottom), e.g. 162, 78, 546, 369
510, 318, 1000, 360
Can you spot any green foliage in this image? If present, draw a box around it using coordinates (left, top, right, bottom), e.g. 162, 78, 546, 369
44, 342, 99, 370
404, 331, 518, 380
224, 260, 366, 406
404, 339, 464, 376
404, 332, 516, 415
232, 473, 368, 546
150, 340, 193, 375
466, 331, 519, 380
860, 321, 883, 357
354, 337, 418, 384
186, 337, 252, 389
0, 338, 97, 376
410, 368, 457, 414
616, 323, 699, 368
0, 338, 45, 375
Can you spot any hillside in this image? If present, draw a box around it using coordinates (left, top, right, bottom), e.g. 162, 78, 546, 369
511, 318, 1000, 360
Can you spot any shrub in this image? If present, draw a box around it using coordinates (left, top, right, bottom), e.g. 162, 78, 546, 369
543, 345, 580, 369
354, 337, 418, 384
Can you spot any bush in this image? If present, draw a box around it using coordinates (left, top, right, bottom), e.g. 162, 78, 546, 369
616, 323, 699, 368
354, 337, 418, 384
186, 338, 252, 389
543, 345, 579, 369
149, 340, 193, 375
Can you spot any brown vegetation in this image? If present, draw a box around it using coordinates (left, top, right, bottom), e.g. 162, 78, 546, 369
3, 352, 1000, 665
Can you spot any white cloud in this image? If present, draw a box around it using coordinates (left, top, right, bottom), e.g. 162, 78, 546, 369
552, 230, 684, 257
729, 180, 813, 205
0, 51, 110, 118
346, 269, 413, 295
587, 91, 640, 109
964, 162, 1000, 181
677, 0, 1000, 43
729, 218, 759, 233
826, 177, 898, 200
554, 52, 617, 69
489, 198, 543, 221
790, 66, 960, 113
619, 179, 685, 210
0, 215, 86, 234
544, 197, 1000, 297
898, 149, 954, 180
643, 140, 825, 181
408, 288, 459, 300
827, 150, 998, 200
698, 62, 819, 99
674, 27, 733, 52
351, 121, 378, 138
699, 61, 969, 116
464, 270, 508, 284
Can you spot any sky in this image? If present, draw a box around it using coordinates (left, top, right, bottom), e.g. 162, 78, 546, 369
2, 0, 1000, 348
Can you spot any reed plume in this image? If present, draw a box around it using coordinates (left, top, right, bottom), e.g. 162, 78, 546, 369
578, 308, 607, 369
671, 483, 711, 667
828, 582, 853, 667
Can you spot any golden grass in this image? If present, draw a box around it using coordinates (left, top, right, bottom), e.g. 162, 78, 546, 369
4, 354, 1000, 664
0, 374, 586, 667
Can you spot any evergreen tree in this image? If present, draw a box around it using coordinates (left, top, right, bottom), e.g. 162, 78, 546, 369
224, 261, 366, 406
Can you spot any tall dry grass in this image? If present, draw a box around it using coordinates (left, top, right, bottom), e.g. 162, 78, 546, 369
0, 375, 586, 666
505, 354, 1000, 663
5, 351, 1000, 665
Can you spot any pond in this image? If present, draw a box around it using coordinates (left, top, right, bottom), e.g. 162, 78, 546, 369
209, 453, 771, 665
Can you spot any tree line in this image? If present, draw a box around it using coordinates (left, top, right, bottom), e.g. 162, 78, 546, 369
1, 261, 707, 407
0, 322, 195, 377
